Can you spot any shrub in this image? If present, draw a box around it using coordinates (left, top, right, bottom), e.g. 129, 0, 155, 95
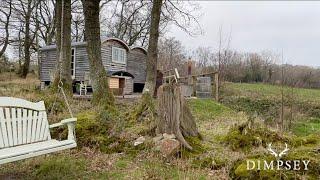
223, 121, 288, 151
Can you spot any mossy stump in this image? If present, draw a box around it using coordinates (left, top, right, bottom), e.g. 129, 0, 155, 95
157, 83, 200, 150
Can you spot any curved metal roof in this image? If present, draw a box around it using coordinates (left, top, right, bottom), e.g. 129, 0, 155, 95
102, 37, 130, 51
131, 46, 147, 54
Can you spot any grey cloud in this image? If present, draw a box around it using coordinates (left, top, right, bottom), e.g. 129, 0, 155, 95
168, 1, 320, 67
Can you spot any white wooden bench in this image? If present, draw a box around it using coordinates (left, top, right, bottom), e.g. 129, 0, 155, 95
0, 97, 77, 165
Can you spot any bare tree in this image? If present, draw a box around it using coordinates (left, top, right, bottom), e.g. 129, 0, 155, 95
53, 0, 72, 92
100, 0, 201, 47
12, 0, 38, 78
0, 0, 13, 58
193, 47, 213, 69
158, 37, 186, 72
216, 25, 232, 84
161, 0, 202, 36
101, 0, 151, 47
35, 0, 56, 46
143, 0, 163, 96
71, 0, 85, 42
82, 0, 114, 106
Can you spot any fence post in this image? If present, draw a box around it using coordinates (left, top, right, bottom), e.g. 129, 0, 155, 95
215, 73, 219, 101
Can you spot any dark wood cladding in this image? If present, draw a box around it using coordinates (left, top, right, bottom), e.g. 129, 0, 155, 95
39, 39, 147, 86
127, 48, 147, 84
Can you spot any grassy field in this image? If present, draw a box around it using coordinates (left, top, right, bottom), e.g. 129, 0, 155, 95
225, 82, 320, 103
223, 82, 320, 136
0, 74, 319, 179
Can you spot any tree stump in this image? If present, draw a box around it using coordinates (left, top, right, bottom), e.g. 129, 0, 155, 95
157, 83, 200, 150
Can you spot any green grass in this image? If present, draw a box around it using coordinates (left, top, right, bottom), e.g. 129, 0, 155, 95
188, 99, 234, 121
33, 156, 86, 180
226, 82, 320, 103
292, 118, 320, 136
223, 82, 320, 136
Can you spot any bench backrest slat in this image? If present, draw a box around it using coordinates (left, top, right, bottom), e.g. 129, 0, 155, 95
0, 108, 7, 147
17, 108, 22, 144
22, 109, 28, 144
5, 108, 13, 146
35, 111, 43, 141
0, 97, 51, 149
0, 123, 4, 148
0, 108, 8, 147
11, 108, 18, 146
26, 109, 33, 144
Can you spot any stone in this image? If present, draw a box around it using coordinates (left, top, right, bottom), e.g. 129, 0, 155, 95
134, 136, 145, 146
153, 134, 163, 144
160, 138, 181, 157
163, 133, 176, 139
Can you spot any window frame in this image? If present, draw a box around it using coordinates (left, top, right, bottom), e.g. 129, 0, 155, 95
71, 48, 76, 79
112, 46, 127, 64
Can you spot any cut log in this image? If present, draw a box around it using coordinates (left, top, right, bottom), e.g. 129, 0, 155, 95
157, 83, 200, 150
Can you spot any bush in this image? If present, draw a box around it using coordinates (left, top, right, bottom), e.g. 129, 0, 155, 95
223, 121, 288, 151
221, 97, 280, 122
36, 90, 66, 115
290, 134, 320, 147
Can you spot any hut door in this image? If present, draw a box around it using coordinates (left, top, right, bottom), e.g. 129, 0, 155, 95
124, 77, 133, 95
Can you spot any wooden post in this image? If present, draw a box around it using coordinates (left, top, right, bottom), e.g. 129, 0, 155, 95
192, 76, 197, 96
215, 73, 219, 101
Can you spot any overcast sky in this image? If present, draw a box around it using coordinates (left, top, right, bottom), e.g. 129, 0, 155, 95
168, 1, 320, 67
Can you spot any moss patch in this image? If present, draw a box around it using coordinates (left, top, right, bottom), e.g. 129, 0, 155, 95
223, 120, 288, 151
34, 156, 86, 180
231, 148, 320, 180
180, 136, 209, 158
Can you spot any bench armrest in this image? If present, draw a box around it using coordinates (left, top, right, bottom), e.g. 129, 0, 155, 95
49, 118, 77, 140
61, 118, 77, 124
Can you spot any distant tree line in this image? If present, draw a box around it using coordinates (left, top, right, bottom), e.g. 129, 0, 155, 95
158, 37, 320, 89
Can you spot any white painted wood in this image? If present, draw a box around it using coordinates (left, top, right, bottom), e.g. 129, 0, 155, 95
42, 114, 51, 140
0, 108, 8, 147
31, 110, 38, 142
0, 139, 75, 159
17, 109, 22, 144
0, 97, 46, 111
0, 140, 76, 165
0, 123, 4, 148
39, 112, 49, 140
0, 97, 77, 164
26, 110, 33, 143
5, 108, 13, 147
22, 109, 27, 144
36, 111, 43, 141
0, 113, 4, 148
11, 108, 17, 146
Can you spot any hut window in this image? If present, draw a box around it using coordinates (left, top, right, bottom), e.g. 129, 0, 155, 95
71, 48, 75, 79
112, 47, 126, 64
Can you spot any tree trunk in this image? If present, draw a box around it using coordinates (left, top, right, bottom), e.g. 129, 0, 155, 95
53, 0, 72, 92
0, 0, 12, 58
134, 0, 162, 122
157, 83, 200, 150
82, 0, 114, 106
21, 1, 32, 78
143, 0, 162, 96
